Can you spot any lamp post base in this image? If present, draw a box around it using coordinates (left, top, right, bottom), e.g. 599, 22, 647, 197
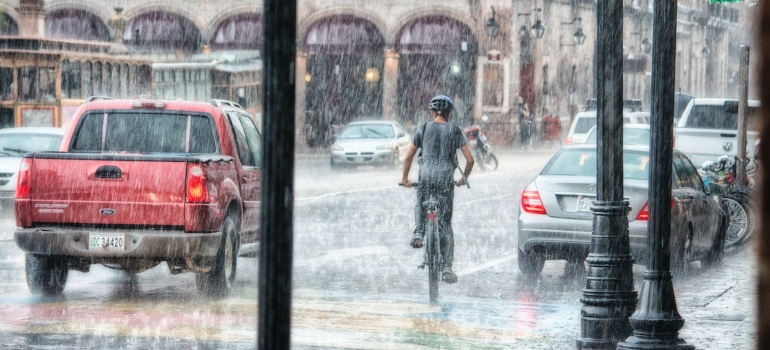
617, 336, 694, 350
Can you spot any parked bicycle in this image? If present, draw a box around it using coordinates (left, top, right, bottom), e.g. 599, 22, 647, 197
700, 155, 756, 249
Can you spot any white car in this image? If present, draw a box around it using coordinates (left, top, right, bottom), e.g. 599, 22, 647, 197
330, 120, 411, 170
0, 127, 66, 206
565, 109, 650, 145
674, 98, 760, 167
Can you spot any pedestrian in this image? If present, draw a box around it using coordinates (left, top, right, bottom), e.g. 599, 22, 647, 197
400, 95, 474, 284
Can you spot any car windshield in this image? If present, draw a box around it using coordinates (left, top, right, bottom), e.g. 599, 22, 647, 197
339, 124, 394, 139
685, 105, 759, 131
574, 117, 597, 133
541, 148, 650, 180
0, 133, 62, 157
584, 127, 651, 145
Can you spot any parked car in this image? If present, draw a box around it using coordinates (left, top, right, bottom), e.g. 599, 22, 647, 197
14, 99, 261, 297
0, 127, 65, 208
517, 144, 727, 276
330, 120, 411, 170
674, 98, 760, 168
565, 110, 650, 144
581, 124, 651, 145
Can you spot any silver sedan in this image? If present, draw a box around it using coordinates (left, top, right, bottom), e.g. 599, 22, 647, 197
330, 120, 411, 170
517, 144, 727, 276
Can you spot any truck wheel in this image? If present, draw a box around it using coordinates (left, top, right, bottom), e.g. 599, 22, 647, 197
26, 254, 68, 295
197, 216, 239, 298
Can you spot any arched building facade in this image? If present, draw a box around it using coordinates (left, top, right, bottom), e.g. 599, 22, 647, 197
0, 0, 754, 147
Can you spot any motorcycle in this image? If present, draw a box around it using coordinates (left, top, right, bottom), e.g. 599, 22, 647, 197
699, 155, 756, 249
462, 115, 498, 171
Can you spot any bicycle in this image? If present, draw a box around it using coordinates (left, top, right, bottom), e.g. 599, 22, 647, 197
400, 179, 468, 304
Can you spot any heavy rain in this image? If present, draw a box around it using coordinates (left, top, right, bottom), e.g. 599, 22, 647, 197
0, 0, 761, 349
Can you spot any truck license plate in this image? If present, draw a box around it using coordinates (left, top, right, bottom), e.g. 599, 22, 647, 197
89, 233, 125, 251
576, 196, 594, 212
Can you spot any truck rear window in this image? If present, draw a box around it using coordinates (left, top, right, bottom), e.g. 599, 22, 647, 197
71, 112, 218, 154
684, 105, 758, 131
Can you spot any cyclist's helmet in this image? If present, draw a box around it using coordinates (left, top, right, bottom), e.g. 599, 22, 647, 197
428, 95, 454, 114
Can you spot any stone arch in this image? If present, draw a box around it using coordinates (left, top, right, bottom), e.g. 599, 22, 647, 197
303, 14, 385, 54
44, 1, 114, 24
0, 11, 20, 35
299, 8, 387, 48
45, 9, 111, 41
387, 7, 476, 45
124, 11, 203, 52
122, 3, 206, 33
206, 5, 262, 40
210, 12, 262, 51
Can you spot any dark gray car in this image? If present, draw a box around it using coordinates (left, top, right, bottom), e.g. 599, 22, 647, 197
517, 144, 727, 276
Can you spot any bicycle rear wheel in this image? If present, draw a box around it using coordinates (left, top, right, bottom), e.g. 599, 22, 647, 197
426, 219, 440, 304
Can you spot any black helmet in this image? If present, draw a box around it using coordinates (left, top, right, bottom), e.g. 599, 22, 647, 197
428, 95, 454, 113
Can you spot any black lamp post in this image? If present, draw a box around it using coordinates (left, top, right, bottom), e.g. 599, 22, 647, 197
485, 6, 500, 38
617, 0, 693, 348
576, 0, 637, 348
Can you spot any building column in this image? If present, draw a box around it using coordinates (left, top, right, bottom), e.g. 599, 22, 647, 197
17, 0, 45, 37
382, 47, 399, 120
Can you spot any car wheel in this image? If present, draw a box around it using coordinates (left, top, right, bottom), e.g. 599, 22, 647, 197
517, 249, 545, 276
197, 216, 238, 298
703, 213, 727, 269
330, 158, 342, 171
673, 226, 693, 275
388, 149, 399, 169
26, 254, 68, 295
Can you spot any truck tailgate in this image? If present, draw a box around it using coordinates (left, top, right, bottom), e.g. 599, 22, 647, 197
28, 154, 187, 226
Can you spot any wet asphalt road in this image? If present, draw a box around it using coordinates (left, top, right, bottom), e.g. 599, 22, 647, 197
0, 145, 756, 349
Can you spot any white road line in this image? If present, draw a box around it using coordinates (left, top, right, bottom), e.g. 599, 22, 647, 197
456, 193, 516, 206
295, 245, 390, 267
296, 186, 394, 202
456, 253, 517, 277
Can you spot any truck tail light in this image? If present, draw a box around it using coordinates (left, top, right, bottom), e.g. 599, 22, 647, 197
16, 158, 32, 199
565, 136, 573, 145
635, 200, 675, 221
521, 183, 547, 215
186, 163, 209, 203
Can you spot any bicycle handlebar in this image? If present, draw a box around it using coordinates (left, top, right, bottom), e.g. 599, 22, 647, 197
398, 180, 469, 189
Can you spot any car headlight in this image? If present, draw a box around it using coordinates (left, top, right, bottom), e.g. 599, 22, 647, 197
331, 144, 344, 151
376, 144, 394, 151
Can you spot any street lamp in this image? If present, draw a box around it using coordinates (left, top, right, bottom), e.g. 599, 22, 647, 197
518, 8, 545, 39
485, 6, 500, 38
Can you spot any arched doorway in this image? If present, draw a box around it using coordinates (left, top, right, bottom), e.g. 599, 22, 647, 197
1, 13, 19, 35
124, 12, 201, 52
45, 9, 111, 42
211, 14, 262, 51
303, 15, 385, 147
396, 16, 477, 127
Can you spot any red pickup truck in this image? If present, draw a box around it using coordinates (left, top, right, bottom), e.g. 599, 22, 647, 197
14, 99, 262, 297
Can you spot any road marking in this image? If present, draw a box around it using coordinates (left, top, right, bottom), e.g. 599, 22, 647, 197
296, 186, 394, 202
295, 245, 390, 267
455, 253, 516, 277
456, 193, 516, 206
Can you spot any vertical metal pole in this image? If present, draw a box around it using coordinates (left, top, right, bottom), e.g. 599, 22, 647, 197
258, 0, 296, 349
577, 0, 636, 348
736, 46, 750, 187
617, 0, 693, 348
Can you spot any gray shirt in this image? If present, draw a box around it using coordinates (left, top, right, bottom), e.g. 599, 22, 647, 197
413, 121, 467, 178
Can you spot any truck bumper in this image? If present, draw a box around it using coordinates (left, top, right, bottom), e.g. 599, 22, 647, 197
14, 228, 221, 259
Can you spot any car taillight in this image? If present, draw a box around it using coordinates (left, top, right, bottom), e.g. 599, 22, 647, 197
565, 136, 573, 145
132, 101, 166, 109
521, 184, 547, 215
635, 200, 675, 221
186, 163, 208, 203
16, 158, 32, 199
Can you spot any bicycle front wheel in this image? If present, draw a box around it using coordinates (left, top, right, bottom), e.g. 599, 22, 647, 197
426, 219, 440, 304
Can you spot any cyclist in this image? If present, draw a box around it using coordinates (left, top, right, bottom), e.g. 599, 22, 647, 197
400, 95, 474, 284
